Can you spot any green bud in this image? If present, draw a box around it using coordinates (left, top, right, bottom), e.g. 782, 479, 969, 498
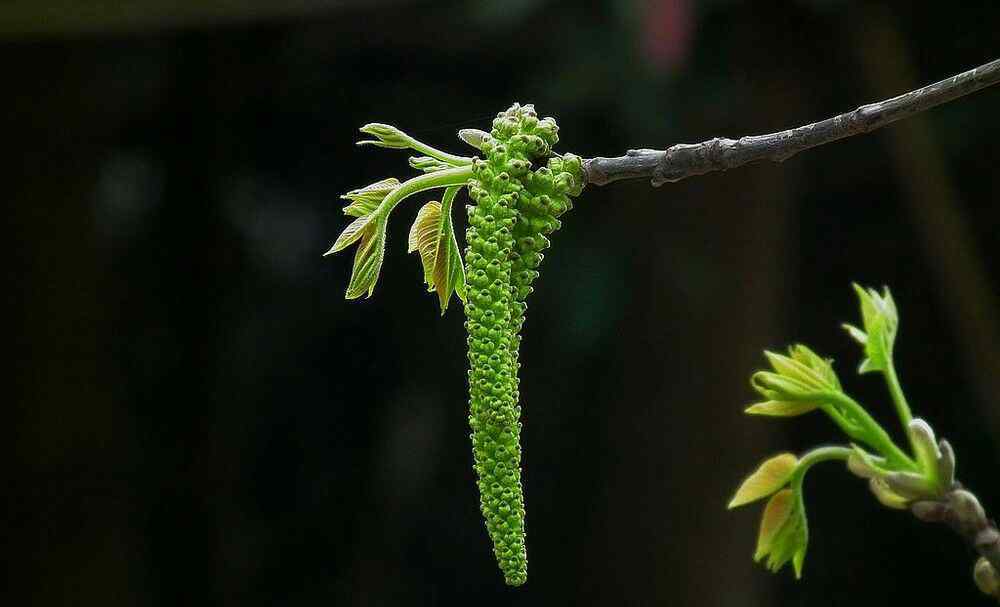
357, 123, 411, 148
750, 371, 817, 402
884, 471, 934, 500
974, 558, 1000, 596
869, 478, 910, 510
910, 500, 947, 522
908, 418, 943, 486
948, 490, 986, 529
938, 439, 956, 489
459, 128, 491, 150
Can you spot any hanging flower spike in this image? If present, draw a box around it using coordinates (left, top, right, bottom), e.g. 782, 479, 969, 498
327, 104, 586, 586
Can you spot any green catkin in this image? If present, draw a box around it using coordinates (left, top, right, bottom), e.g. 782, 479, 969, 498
463, 104, 585, 586
334, 102, 584, 586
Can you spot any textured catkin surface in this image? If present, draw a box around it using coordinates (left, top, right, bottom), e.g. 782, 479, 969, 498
464, 104, 584, 586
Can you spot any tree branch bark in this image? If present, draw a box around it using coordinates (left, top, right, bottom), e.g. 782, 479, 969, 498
582, 57, 1000, 187
911, 487, 1000, 601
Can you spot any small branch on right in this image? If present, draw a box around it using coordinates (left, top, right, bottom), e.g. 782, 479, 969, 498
582, 57, 1000, 187
912, 487, 1000, 601
730, 284, 1000, 600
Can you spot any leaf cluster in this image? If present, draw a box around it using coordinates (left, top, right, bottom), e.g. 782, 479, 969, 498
730, 284, 956, 579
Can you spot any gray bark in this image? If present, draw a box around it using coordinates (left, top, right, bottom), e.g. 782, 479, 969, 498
583, 58, 1000, 187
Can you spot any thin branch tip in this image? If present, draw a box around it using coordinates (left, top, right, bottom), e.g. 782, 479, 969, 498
583, 57, 1000, 187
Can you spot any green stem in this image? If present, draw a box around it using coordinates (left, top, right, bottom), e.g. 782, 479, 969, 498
824, 392, 917, 471
790, 445, 852, 492
406, 138, 473, 167
379, 165, 473, 214
884, 361, 916, 444
440, 185, 459, 213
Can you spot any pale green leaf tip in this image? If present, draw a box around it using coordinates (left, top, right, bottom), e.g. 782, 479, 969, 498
793, 551, 805, 579
729, 454, 797, 509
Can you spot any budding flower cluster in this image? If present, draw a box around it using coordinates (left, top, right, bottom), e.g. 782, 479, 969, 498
464, 103, 585, 586
333, 103, 586, 587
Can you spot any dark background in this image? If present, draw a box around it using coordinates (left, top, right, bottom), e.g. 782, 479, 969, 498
7, 1, 1000, 605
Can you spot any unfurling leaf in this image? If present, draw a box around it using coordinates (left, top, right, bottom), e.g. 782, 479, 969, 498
755, 489, 809, 578
755, 489, 794, 559
750, 346, 842, 406
341, 178, 400, 217
326, 212, 377, 255
408, 201, 442, 284
788, 344, 841, 391
745, 400, 818, 417
406, 187, 466, 313
730, 453, 798, 508
763, 348, 839, 393
843, 283, 898, 374
750, 371, 816, 402
344, 215, 387, 299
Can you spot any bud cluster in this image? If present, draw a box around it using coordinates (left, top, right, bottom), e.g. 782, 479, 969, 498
463, 103, 584, 586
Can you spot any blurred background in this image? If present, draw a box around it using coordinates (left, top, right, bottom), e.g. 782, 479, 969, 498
7, 1, 1000, 605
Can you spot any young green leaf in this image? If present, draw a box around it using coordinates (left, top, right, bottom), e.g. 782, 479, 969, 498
843, 283, 898, 374
408, 201, 442, 286
764, 348, 840, 392
788, 344, 841, 391
406, 188, 466, 313
745, 400, 818, 417
344, 215, 387, 299
326, 211, 377, 255
436, 189, 467, 310
730, 453, 798, 508
341, 178, 400, 217
750, 371, 816, 402
756, 490, 794, 562
756, 489, 809, 578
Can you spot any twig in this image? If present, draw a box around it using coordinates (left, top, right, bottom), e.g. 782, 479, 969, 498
912, 487, 1000, 600
582, 58, 1000, 187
